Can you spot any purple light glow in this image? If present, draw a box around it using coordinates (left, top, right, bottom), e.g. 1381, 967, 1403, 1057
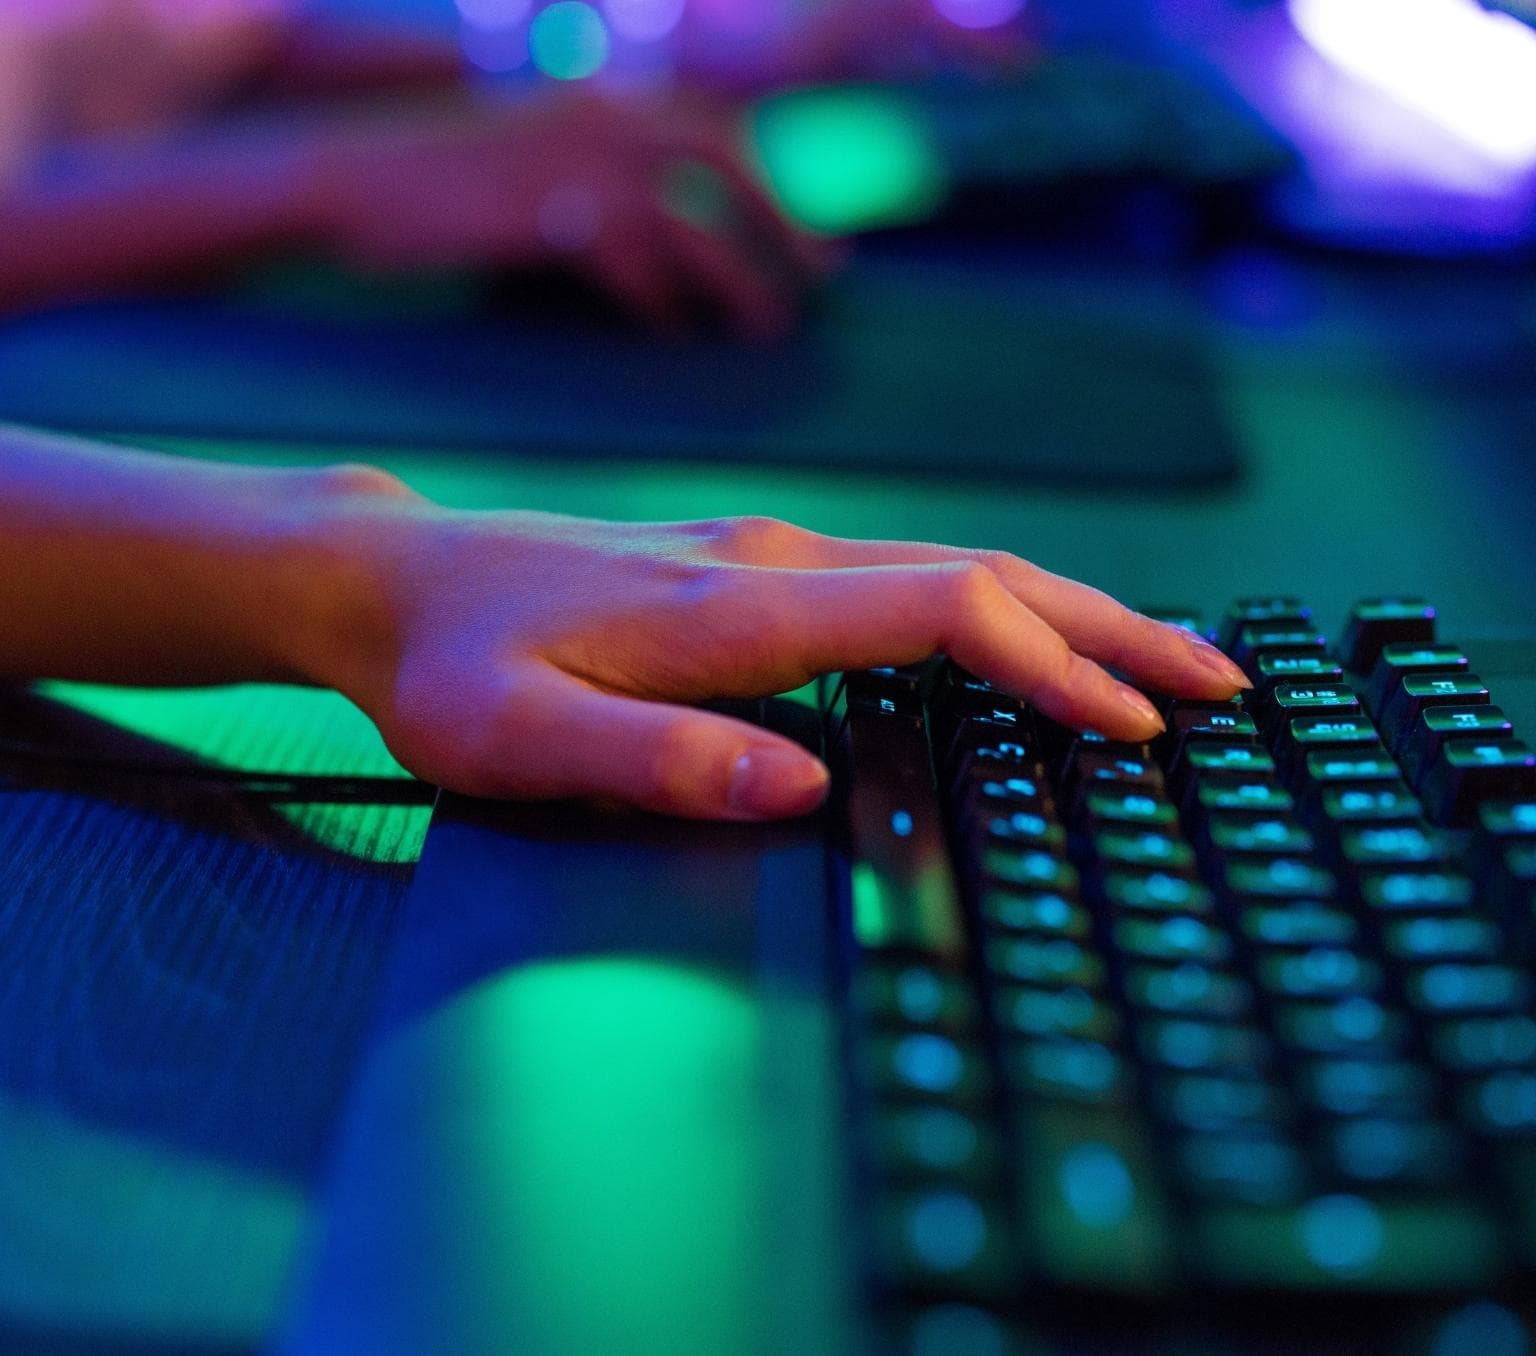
604, 0, 686, 43
931, 0, 1023, 31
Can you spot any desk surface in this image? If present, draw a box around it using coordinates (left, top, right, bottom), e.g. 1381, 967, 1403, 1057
5, 290, 1536, 1353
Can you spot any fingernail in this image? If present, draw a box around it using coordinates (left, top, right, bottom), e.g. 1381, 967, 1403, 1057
1116, 684, 1165, 734
728, 746, 831, 819
1183, 633, 1253, 690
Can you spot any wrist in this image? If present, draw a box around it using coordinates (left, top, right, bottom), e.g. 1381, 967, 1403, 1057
258, 463, 419, 706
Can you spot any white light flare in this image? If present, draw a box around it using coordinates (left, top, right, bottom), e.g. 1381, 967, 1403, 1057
1290, 0, 1536, 172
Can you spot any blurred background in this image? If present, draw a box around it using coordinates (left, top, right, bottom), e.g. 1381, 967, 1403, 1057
1, 2, 1536, 1353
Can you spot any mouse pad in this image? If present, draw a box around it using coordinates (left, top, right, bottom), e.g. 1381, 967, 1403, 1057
0, 245, 1242, 487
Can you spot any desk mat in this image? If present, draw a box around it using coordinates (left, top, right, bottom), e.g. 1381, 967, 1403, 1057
0, 248, 1242, 488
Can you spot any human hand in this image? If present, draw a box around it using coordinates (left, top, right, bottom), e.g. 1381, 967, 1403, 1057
299, 483, 1250, 821
299, 89, 834, 341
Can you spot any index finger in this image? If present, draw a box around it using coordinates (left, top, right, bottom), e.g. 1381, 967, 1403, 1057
699, 530, 1251, 701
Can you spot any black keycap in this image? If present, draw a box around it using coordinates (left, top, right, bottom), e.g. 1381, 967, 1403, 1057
863, 1031, 994, 1103
967, 772, 1051, 816
869, 1104, 1004, 1185
1360, 870, 1475, 913
1100, 871, 1215, 915
1406, 962, 1532, 1016
1011, 1101, 1176, 1290
872, 1188, 1015, 1299
1171, 743, 1275, 799
1254, 652, 1346, 696
1337, 824, 1451, 870
1459, 1070, 1536, 1137
995, 983, 1119, 1042
981, 888, 1090, 938
1318, 783, 1424, 828
982, 847, 1081, 896
1219, 597, 1312, 649
1204, 813, 1315, 858
1159, 703, 1259, 769
1138, 1018, 1267, 1072
1008, 1038, 1130, 1105
1223, 857, 1337, 903
1080, 787, 1180, 830
1154, 1074, 1290, 1134
1399, 704, 1513, 788
1258, 948, 1382, 1000
1433, 1014, 1536, 1071
845, 666, 926, 717
1192, 775, 1295, 817
855, 963, 983, 1033
1380, 673, 1491, 753
1241, 903, 1358, 947
1302, 751, 1401, 795
1177, 1134, 1307, 1205
1276, 996, 1409, 1056
843, 705, 968, 958
1422, 739, 1536, 827
1384, 915, 1501, 963
1478, 799, 1536, 841
1190, 1195, 1500, 1289
1299, 1058, 1436, 1117
987, 935, 1103, 987
1233, 625, 1328, 678
1340, 597, 1437, 675
983, 809, 1067, 853
1091, 829, 1198, 874
1115, 914, 1232, 965
1279, 714, 1381, 781
1366, 643, 1470, 716
1320, 1118, 1463, 1188
1125, 963, 1253, 1019
1262, 683, 1362, 741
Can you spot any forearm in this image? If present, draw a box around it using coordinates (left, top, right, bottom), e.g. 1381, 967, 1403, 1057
0, 426, 393, 688
0, 131, 323, 313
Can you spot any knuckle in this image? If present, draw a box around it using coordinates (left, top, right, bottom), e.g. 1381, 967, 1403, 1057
643, 717, 712, 807
707, 514, 803, 561
943, 559, 1002, 610
314, 461, 414, 500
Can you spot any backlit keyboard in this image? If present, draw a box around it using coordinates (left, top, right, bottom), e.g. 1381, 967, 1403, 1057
831, 597, 1536, 1336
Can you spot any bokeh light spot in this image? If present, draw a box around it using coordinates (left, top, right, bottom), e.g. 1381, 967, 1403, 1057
1300, 1194, 1384, 1272
1060, 1142, 1134, 1228
1433, 1301, 1530, 1356
604, 0, 687, 42
531, 1, 611, 80
932, 0, 1024, 29
907, 1191, 987, 1272
911, 1304, 1007, 1356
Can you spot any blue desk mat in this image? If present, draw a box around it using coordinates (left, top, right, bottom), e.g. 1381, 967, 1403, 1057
0, 244, 1242, 487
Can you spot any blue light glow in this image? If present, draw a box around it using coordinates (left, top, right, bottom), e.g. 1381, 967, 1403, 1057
894, 1034, 964, 1093
907, 1191, 987, 1272
1300, 1194, 1384, 1272
1432, 1301, 1530, 1356
911, 1304, 1007, 1356
1060, 1142, 1134, 1228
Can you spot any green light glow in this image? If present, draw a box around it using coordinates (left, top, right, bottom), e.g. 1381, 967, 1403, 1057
0, 1089, 303, 1343
36, 682, 410, 779
529, 1, 610, 80
343, 958, 766, 1354
750, 87, 948, 234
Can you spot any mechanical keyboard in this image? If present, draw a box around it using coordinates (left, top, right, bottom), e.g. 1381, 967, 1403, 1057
832, 596, 1536, 1344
